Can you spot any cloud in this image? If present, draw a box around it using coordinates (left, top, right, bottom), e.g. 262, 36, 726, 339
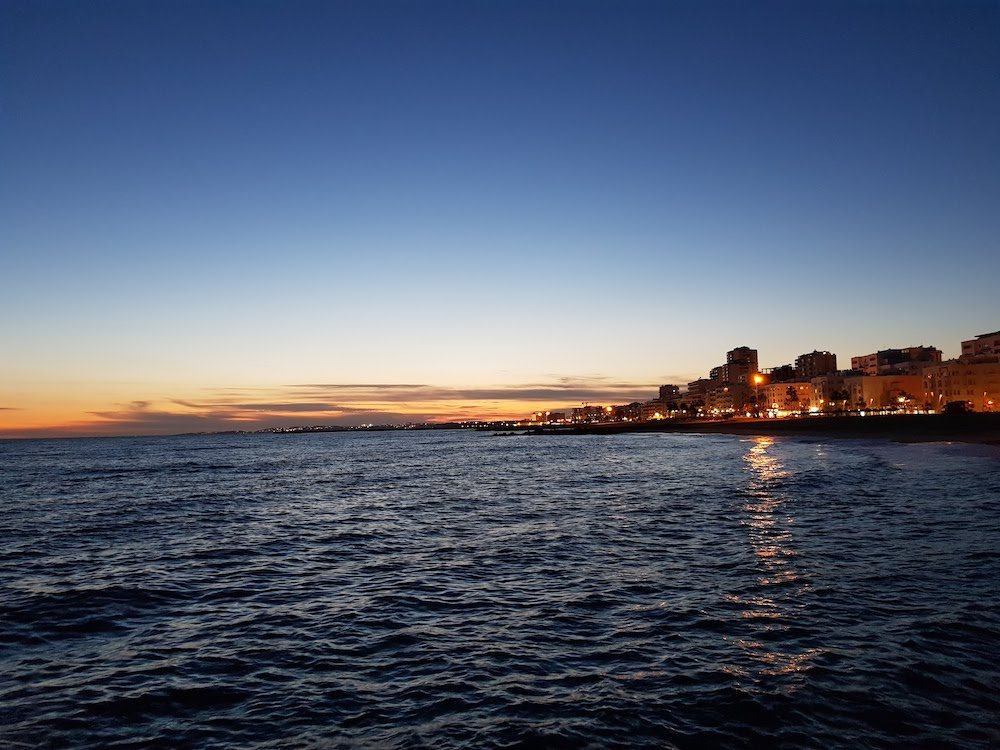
76, 405, 232, 436
551, 375, 616, 384
83, 390, 447, 429
170, 398, 362, 415
228, 402, 343, 413
4, 377, 669, 437
69, 399, 423, 437
448, 386, 653, 401
0, 406, 21, 410
657, 373, 700, 384
289, 383, 428, 389
283, 380, 659, 404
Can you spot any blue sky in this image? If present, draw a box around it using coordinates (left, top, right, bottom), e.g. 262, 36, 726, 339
2, 0, 998, 433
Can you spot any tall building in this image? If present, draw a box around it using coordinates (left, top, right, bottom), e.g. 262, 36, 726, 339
795, 350, 837, 379
723, 346, 758, 384
851, 346, 941, 376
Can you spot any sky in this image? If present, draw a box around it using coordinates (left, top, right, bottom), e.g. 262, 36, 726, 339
2, 0, 998, 436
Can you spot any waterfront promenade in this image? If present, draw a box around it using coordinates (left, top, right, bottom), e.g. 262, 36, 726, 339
530, 413, 1000, 445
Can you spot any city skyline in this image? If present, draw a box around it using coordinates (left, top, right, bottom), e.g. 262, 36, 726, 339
3, 1, 999, 436
3, 326, 995, 437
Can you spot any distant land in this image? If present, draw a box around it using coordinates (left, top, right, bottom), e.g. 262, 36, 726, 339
186, 413, 1000, 446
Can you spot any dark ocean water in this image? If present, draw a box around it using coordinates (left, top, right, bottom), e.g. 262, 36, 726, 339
1, 430, 998, 749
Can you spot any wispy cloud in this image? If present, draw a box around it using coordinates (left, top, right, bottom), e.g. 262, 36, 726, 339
230, 402, 342, 412
2, 377, 669, 437
283, 380, 658, 404
167, 399, 369, 416
289, 384, 428, 389
657, 374, 697, 384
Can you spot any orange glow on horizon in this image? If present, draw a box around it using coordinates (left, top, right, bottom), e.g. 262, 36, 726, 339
0, 389, 581, 438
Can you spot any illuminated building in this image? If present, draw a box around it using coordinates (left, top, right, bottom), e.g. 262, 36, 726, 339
847, 375, 924, 412
924, 361, 1000, 412
679, 379, 713, 412
760, 381, 812, 415
810, 374, 850, 411
530, 411, 554, 423
572, 405, 610, 423
613, 402, 644, 422
705, 382, 750, 413
811, 373, 924, 411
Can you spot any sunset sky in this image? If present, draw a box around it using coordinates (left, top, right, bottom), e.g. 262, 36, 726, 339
2, 0, 998, 437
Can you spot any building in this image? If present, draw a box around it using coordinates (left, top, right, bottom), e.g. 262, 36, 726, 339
705, 382, 750, 414
764, 364, 797, 383
686, 378, 714, 399
531, 410, 569, 424
961, 330, 1000, 359
723, 346, 759, 384
658, 384, 681, 402
846, 375, 924, 412
811, 373, 924, 412
851, 346, 942, 376
760, 381, 812, 415
810, 374, 851, 411
612, 402, 644, 422
678, 382, 709, 412
924, 361, 1000, 412
795, 350, 838, 379
572, 405, 611, 423
641, 400, 668, 420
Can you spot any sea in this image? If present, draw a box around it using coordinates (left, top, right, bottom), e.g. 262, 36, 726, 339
1, 430, 998, 749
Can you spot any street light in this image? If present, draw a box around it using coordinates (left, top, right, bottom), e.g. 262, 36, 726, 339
753, 374, 764, 416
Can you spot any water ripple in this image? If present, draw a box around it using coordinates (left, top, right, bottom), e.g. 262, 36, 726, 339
1, 432, 997, 749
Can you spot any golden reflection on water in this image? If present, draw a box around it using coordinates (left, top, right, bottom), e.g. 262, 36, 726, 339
743, 437, 798, 587
729, 436, 819, 681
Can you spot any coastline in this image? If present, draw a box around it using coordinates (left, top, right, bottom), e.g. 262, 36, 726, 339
525, 413, 1000, 446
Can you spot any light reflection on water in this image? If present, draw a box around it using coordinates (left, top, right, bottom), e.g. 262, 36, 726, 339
734, 436, 820, 680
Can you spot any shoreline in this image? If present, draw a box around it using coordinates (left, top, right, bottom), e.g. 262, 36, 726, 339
523, 413, 1000, 446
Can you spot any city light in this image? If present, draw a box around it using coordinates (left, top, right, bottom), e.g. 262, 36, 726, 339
526, 335, 999, 426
